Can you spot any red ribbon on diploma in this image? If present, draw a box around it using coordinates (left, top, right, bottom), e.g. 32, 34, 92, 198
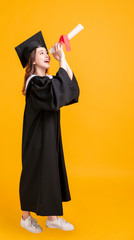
59, 35, 71, 52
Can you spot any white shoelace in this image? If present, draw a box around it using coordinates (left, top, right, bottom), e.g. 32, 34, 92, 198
57, 217, 68, 225
28, 217, 39, 228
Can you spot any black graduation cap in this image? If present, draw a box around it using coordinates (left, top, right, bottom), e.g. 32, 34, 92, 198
15, 31, 48, 68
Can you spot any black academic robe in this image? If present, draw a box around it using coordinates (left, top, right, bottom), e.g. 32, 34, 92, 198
19, 67, 80, 216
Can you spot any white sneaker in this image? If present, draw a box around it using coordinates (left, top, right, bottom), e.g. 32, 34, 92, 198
46, 216, 74, 231
20, 215, 43, 233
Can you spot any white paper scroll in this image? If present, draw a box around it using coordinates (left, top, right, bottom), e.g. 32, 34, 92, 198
49, 24, 84, 54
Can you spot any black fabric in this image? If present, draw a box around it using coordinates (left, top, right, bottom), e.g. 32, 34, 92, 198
19, 67, 80, 216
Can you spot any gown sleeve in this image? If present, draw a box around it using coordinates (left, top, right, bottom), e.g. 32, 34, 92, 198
29, 67, 80, 111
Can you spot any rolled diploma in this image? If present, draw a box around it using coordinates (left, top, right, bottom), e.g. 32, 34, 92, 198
49, 24, 84, 54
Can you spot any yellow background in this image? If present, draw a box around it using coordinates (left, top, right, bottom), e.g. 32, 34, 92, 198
0, 0, 134, 239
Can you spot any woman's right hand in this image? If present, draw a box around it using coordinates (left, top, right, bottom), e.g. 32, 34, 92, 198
52, 41, 65, 61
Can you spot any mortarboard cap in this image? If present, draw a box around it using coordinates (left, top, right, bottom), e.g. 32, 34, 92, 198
15, 31, 48, 68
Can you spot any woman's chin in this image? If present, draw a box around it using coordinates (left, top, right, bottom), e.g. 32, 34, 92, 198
44, 64, 50, 68
40, 63, 50, 69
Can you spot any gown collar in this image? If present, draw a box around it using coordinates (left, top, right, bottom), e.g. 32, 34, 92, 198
25, 74, 53, 92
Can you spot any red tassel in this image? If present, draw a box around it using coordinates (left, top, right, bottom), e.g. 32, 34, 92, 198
59, 35, 71, 52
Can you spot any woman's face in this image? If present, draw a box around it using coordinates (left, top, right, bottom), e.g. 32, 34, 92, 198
33, 47, 51, 69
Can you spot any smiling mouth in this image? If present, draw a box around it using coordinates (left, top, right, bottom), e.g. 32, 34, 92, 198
44, 60, 50, 63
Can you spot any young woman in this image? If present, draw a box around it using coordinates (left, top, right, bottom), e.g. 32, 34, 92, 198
16, 35, 80, 233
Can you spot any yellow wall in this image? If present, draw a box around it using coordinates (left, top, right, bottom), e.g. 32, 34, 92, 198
0, 0, 134, 239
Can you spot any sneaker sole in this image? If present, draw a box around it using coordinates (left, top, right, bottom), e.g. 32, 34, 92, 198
46, 224, 74, 231
21, 223, 43, 233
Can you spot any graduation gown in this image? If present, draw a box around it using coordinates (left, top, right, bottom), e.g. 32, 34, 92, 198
19, 67, 80, 216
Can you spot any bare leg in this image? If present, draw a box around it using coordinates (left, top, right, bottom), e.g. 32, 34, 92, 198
47, 216, 58, 220
22, 211, 57, 221
22, 211, 31, 220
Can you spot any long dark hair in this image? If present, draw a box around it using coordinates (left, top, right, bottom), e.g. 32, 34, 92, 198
22, 48, 49, 96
